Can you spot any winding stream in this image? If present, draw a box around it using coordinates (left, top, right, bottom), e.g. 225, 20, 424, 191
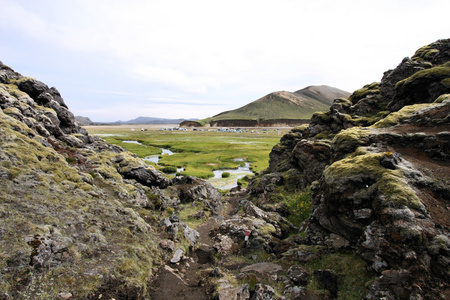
122, 141, 253, 189
143, 148, 174, 164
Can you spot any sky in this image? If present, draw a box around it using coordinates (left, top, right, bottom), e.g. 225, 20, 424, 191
1, 0, 449, 122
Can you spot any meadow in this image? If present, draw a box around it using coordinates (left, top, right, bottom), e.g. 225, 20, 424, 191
84, 125, 286, 181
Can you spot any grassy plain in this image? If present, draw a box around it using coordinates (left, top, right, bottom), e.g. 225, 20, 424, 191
84, 125, 286, 179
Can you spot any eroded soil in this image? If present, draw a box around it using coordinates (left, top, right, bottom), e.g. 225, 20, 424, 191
148, 194, 244, 299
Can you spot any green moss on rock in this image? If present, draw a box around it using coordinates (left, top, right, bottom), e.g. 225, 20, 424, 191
412, 45, 440, 61
349, 82, 380, 103
434, 94, 450, 103
371, 103, 436, 128
312, 111, 332, 122
395, 63, 450, 89
331, 127, 372, 155
0, 106, 164, 298
323, 150, 423, 209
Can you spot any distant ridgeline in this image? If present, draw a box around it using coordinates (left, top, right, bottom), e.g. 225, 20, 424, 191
181, 85, 351, 127
75, 115, 197, 125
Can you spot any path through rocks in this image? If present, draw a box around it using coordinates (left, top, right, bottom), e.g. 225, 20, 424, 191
148, 193, 243, 299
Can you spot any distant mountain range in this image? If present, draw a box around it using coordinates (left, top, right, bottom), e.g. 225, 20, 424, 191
75, 116, 196, 125
182, 85, 350, 127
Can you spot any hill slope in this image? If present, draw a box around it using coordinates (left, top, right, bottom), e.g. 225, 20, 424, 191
248, 38, 450, 299
196, 85, 350, 126
0, 62, 221, 298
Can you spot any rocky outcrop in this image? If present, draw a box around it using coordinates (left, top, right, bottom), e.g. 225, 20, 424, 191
0, 62, 221, 299
248, 39, 450, 299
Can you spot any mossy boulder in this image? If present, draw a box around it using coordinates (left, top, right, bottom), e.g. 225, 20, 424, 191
390, 62, 450, 110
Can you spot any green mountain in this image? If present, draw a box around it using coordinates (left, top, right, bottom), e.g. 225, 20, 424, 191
198, 85, 350, 126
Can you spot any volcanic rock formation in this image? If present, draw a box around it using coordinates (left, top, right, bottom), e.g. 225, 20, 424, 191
248, 39, 450, 299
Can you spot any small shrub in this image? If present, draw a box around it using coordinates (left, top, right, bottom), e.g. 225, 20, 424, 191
314, 131, 331, 140
165, 207, 175, 215
162, 166, 177, 173
286, 188, 312, 227
222, 172, 230, 178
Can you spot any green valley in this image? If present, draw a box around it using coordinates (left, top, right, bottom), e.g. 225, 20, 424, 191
85, 125, 285, 180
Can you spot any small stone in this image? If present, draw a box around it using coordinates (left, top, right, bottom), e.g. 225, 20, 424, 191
328, 233, 350, 249
353, 208, 372, 219
57, 292, 72, 299
159, 239, 175, 251
211, 267, 223, 277
253, 284, 275, 300
170, 248, 184, 263
287, 265, 309, 286
169, 215, 180, 223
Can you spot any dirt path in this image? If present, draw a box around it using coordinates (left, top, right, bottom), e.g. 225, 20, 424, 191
149, 193, 245, 299
380, 123, 450, 228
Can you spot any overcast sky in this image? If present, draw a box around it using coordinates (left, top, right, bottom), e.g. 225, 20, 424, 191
1, 0, 449, 122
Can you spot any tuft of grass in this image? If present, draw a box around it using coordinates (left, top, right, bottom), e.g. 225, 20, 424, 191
304, 251, 376, 300
178, 201, 210, 229
285, 188, 312, 227
161, 166, 177, 173
222, 172, 231, 178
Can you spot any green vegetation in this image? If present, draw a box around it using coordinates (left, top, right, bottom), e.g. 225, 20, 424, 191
324, 148, 424, 209
200, 91, 333, 124
371, 102, 437, 128
349, 82, 380, 103
304, 251, 375, 299
412, 44, 440, 61
285, 188, 312, 227
0, 111, 163, 298
222, 172, 231, 178
161, 166, 177, 173
104, 136, 161, 157
0, 83, 29, 98
435, 93, 450, 103
395, 62, 450, 90
237, 174, 253, 188
312, 111, 332, 122
178, 201, 209, 229
331, 127, 372, 155
86, 126, 282, 179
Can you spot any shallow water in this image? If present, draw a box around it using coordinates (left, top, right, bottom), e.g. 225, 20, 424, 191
122, 140, 142, 145
207, 161, 253, 190
144, 148, 174, 164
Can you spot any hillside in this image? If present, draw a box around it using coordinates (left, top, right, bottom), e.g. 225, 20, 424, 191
0, 62, 220, 298
247, 38, 450, 299
74, 115, 94, 125
184, 85, 350, 127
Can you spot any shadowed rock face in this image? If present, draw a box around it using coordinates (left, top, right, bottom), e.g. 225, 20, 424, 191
0, 62, 221, 299
248, 39, 450, 299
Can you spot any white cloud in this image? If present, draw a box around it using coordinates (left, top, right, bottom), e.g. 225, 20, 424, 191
130, 64, 218, 94
1, 0, 450, 121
